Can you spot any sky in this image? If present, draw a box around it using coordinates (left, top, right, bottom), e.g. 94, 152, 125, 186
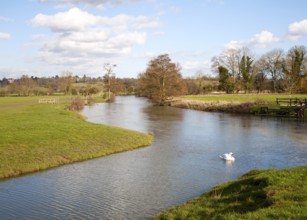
0, 0, 307, 79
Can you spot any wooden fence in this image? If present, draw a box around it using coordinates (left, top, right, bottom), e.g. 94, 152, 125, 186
38, 98, 58, 104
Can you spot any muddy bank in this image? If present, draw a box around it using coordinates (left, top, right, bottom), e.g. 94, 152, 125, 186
168, 99, 261, 114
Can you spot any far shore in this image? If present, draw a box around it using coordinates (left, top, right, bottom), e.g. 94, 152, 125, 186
168, 99, 259, 114
167, 94, 307, 115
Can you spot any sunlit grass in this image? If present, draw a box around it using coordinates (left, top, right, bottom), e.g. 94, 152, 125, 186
0, 97, 153, 179
154, 166, 307, 220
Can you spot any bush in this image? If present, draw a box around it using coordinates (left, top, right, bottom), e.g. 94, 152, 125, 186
67, 97, 85, 111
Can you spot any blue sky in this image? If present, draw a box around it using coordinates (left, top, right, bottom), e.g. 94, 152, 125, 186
0, 0, 307, 79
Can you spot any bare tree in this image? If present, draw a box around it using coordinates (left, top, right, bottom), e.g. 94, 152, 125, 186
59, 72, 74, 95
10, 75, 37, 96
103, 63, 116, 102
258, 49, 284, 92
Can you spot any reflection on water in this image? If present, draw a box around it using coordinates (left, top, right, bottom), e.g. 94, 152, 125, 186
0, 96, 306, 219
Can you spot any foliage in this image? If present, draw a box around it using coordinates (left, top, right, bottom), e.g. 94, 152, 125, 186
0, 97, 153, 179
240, 55, 254, 92
218, 66, 234, 93
137, 54, 187, 105
0, 75, 136, 97
212, 45, 307, 94
282, 46, 307, 93
154, 166, 307, 220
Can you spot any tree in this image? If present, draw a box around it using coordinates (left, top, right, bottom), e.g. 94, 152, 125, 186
137, 54, 187, 105
59, 72, 74, 95
9, 75, 37, 96
282, 45, 307, 93
239, 55, 254, 93
212, 47, 253, 93
258, 49, 284, 92
103, 63, 116, 102
218, 66, 234, 93
194, 71, 205, 94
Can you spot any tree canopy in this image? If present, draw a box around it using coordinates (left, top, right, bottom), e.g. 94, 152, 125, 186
137, 54, 187, 105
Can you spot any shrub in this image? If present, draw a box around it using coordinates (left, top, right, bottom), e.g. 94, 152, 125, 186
67, 97, 85, 111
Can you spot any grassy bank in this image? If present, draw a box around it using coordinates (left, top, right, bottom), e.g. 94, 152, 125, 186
154, 166, 307, 220
171, 94, 307, 114
0, 97, 153, 180
181, 94, 307, 103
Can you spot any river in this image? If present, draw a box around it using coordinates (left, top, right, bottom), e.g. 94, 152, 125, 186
0, 96, 306, 219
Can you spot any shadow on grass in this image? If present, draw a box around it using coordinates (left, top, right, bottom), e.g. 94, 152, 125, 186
155, 170, 273, 220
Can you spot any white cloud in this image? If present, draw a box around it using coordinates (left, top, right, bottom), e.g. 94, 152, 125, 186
225, 31, 279, 50
0, 32, 11, 39
288, 19, 307, 40
31, 7, 158, 72
32, 8, 160, 32
250, 31, 280, 47
224, 40, 242, 50
32, 8, 98, 32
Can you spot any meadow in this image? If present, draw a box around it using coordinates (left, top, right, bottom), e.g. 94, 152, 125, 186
0, 96, 153, 179
154, 166, 307, 220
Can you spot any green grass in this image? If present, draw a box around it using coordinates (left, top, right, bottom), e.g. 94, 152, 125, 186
154, 166, 307, 220
181, 94, 307, 103
0, 96, 153, 179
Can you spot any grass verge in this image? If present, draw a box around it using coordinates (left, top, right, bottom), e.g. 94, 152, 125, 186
154, 166, 307, 220
0, 97, 153, 180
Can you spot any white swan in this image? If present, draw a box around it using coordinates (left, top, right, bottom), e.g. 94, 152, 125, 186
219, 152, 235, 161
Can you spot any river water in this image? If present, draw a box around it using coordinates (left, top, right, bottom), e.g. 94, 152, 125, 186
0, 96, 306, 219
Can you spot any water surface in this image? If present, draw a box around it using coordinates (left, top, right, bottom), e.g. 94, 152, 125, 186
0, 96, 306, 219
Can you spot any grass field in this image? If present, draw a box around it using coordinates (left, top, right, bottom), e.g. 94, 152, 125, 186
154, 166, 307, 220
181, 94, 307, 103
0, 96, 153, 180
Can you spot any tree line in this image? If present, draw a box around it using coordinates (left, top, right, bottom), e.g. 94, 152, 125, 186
0, 73, 138, 98
212, 45, 307, 94
1, 44, 306, 105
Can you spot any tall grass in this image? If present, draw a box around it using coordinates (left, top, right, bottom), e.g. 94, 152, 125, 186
154, 166, 307, 220
0, 97, 153, 179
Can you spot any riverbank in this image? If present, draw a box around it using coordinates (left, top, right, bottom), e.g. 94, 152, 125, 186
154, 166, 307, 220
168, 94, 307, 114
168, 99, 261, 114
0, 97, 153, 180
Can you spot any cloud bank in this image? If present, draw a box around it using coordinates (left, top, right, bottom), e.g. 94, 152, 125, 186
31, 7, 159, 71
225, 31, 279, 50
225, 19, 307, 51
